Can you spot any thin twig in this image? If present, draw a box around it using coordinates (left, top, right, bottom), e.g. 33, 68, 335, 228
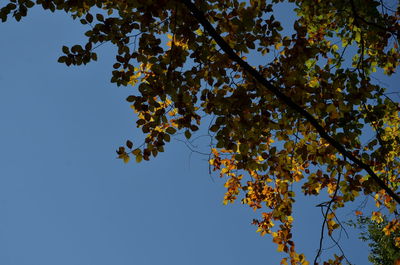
314, 170, 343, 264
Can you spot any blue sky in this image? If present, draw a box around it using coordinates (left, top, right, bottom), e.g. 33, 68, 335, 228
0, 4, 385, 265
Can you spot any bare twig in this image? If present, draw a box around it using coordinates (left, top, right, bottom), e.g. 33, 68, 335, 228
314, 170, 343, 264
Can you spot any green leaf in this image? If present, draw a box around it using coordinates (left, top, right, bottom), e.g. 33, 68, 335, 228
57, 56, 66, 63
62, 46, 69, 54
184, 130, 191, 139
85, 13, 93, 23
91, 53, 97, 61
166, 127, 177, 134
209, 124, 219, 132
96, 13, 104, 21
126, 95, 135, 102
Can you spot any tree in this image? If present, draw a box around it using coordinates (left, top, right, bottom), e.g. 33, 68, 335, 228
348, 215, 400, 265
1, 0, 399, 264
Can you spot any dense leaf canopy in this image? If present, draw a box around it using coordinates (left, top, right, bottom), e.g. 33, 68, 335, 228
348, 215, 400, 265
2, 0, 399, 264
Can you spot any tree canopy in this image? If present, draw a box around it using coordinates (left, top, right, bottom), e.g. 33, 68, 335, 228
347, 215, 400, 265
1, 0, 399, 264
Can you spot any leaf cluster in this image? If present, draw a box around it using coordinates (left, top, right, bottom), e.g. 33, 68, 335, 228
348, 215, 400, 265
2, 0, 399, 264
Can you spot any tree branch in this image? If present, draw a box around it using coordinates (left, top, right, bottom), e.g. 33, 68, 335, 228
349, 0, 399, 38
181, 0, 400, 204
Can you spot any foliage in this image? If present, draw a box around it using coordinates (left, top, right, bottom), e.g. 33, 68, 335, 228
347, 215, 400, 265
1, 0, 400, 264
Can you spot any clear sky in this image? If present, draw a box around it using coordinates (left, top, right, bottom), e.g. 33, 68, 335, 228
0, 4, 388, 265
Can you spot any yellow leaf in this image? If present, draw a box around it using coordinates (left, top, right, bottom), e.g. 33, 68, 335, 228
355, 31, 361, 42
195, 28, 203, 36
395, 237, 400, 248
309, 77, 319, 88
371, 211, 383, 223
277, 244, 285, 252
275, 42, 282, 50
326, 104, 336, 113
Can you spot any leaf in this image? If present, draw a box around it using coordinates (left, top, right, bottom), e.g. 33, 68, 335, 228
135, 154, 142, 163
96, 13, 104, 21
126, 140, 133, 149
57, 56, 66, 63
274, 42, 282, 50
85, 13, 93, 23
305, 59, 315, 69
277, 244, 285, 252
62, 46, 69, 54
132, 148, 141, 156
91, 53, 97, 61
7, 1, 400, 263
371, 212, 384, 223
166, 127, 177, 134
184, 130, 191, 139
126, 96, 135, 102
123, 155, 130, 163
71, 45, 82, 53
355, 31, 361, 43
209, 124, 219, 132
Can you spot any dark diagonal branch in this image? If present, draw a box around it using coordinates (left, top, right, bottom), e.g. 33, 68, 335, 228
181, 0, 400, 204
